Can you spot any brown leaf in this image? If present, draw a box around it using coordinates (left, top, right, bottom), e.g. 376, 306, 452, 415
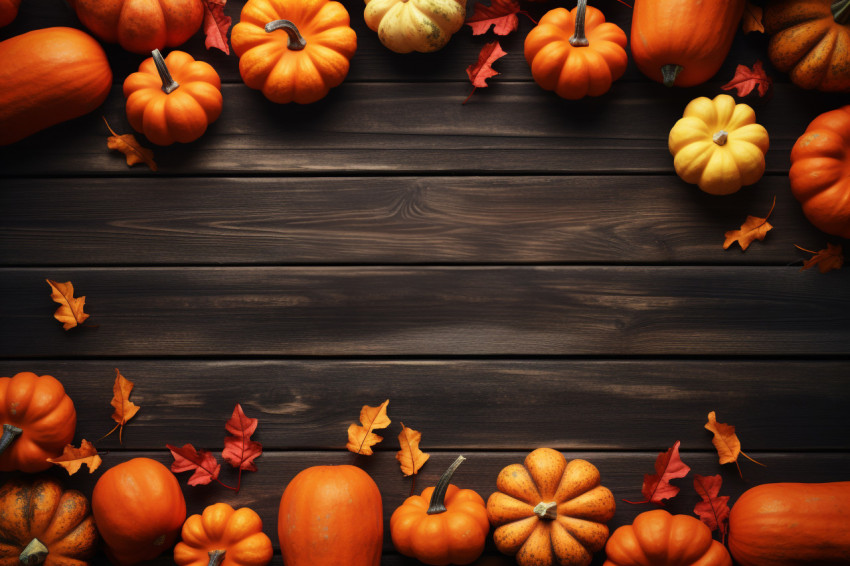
46, 279, 90, 330
464, 41, 508, 104
47, 439, 102, 475
723, 196, 775, 251
110, 369, 140, 444
721, 61, 771, 98
704, 411, 764, 476
396, 423, 430, 476
742, 2, 764, 34
104, 117, 158, 171
346, 399, 390, 455
202, 0, 231, 54
796, 243, 844, 274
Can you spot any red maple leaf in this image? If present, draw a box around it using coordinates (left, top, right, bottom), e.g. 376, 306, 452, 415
202, 0, 231, 54
625, 440, 691, 505
693, 474, 731, 542
223, 403, 263, 473
721, 61, 772, 98
464, 41, 507, 104
466, 0, 521, 36
167, 443, 222, 486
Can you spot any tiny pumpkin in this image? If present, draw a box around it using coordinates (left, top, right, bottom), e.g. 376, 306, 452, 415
231, 0, 357, 104
486, 448, 616, 566
391, 455, 489, 566
174, 502, 273, 566
603, 509, 732, 566
364, 0, 466, 54
123, 49, 223, 146
524, 0, 628, 100
668, 94, 770, 195
0, 0, 21, 27
0, 476, 98, 565
0, 371, 77, 473
789, 105, 850, 238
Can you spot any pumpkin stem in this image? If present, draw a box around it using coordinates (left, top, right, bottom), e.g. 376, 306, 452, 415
207, 550, 226, 566
713, 130, 729, 146
151, 49, 179, 94
426, 455, 466, 515
19, 539, 48, 566
264, 20, 307, 51
833, 0, 850, 24
533, 501, 558, 520
569, 0, 590, 47
0, 423, 22, 455
661, 64, 682, 87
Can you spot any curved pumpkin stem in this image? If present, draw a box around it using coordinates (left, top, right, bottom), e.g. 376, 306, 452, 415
661, 64, 683, 87
19, 538, 48, 566
0, 424, 22, 456
569, 0, 590, 47
426, 455, 466, 515
207, 549, 226, 566
264, 20, 307, 51
833, 0, 850, 24
151, 49, 179, 95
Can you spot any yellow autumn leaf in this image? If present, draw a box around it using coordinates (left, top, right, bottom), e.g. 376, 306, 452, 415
396, 423, 430, 476
46, 279, 90, 330
109, 368, 140, 444
346, 399, 390, 455
704, 411, 764, 476
47, 439, 102, 475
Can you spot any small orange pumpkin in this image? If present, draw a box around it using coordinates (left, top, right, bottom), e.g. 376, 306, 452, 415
174, 502, 273, 566
0, 372, 77, 473
231, 0, 357, 104
123, 49, 223, 146
391, 456, 490, 565
0, 0, 21, 27
524, 0, 627, 100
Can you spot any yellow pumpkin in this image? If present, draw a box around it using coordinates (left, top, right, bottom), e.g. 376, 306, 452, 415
364, 0, 466, 53
668, 94, 769, 195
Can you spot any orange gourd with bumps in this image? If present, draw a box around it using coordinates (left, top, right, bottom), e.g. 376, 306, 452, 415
174, 503, 273, 566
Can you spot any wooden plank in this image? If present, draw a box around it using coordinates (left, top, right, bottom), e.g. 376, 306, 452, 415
0, 176, 826, 266
1, 360, 847, 451
2, 267, 849, 357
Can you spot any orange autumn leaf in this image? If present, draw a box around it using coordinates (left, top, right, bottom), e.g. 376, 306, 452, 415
47, 439, 102, 475
108, 368, 140, 444
346, 399, 390, 455
104, 117, 158, 171
723, 196, 775, 251
742, 2, 764, 34
396, 423, 430, 476
796, 243, 844, 273
46, 279, 90, 330
704, 411, 764, 477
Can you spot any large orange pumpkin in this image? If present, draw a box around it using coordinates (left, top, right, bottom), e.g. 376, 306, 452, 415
68, 0, 204, 55
174, 502, 273, 566
0, 372, 77, 473
789, 105, 850, 238
0, 27, 112, 146
630, 0, 745, 87
0, 0, 20, 27
278, 465, 383, 566
92, 457, 187, 566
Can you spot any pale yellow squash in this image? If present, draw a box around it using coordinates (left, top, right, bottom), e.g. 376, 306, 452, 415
364, 0, 466, 53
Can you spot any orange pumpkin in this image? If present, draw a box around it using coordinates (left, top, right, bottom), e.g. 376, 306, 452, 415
0, 476, 98, 564
765, 0, 850, 92
92, 457, 187, 566
123, 49, 223, 146
524, 0, 627, 100
174, 502, 273, 566
0, 0, 21, 27
231, 0, 357, 104
630, 0, 745, 87
278, 464, 382, 566
391, 456, 489, 565
603, 509, 732, 566
486, 448, 616, 566
0, 372, 77, 473
789, 105, 850, 238
728, 482, 850, 566
0, 27, 112, 146
68, 0, 204, 55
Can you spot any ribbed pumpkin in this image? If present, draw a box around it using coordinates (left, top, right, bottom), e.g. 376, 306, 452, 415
0, 0, 20, 27
728, 481, 850, 566
231, 0, 357, 104
0, 476, 99, 565
486, 448, 616, 566
92, 457, 187, 566
174, 503, 273, 566
68, 0, 204, 55
764, 0, 850, 92
364, 0, 466, 54
524, 0, 628, 100
630, 0, 745, 87
278, 465, 383, 566
0, 372, 77, 473
0, 27, 112, 146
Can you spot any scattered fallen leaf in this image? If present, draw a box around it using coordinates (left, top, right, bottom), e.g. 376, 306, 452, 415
705, 411, 764, 477
47, 439, 102, 475
106, 368, 140, 445
723, 196, 775, 251
466, 0, 521, 36
464, 41, 507, 104
722, 61, 772, 98
202, 0, 231, 54
693, 474, 731, 542
168, 443, 223, 487
396, 423, 430, 477
624, 440, 691, 505
104, 117, 158, 171
46, 279, 90, 330
222, 403, 263, 483
742, 2, 764, 34
346, 399, 391, 455
796, 243, 844, 273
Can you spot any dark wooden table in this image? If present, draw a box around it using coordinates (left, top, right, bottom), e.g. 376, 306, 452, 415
2, 1, 849, 564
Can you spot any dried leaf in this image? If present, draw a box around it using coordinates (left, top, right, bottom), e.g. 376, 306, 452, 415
110, 368, 140, 444
346, 399, 391, 455
167, 443, 221, 486
705, 411, 764, 476
464, 41, 507, 104
693, 474, 731, 540
722, 61, 772, 98
202, 0, 231, 54
625, 440, 691, 505
396, 423, 430, 476
466, 0, 520, 36
742, 2, 764, 34
46, 279, 90, 330
104, 117, 158, 171
222, 403, 262, 472
723, 196, 775, 251
796, 243, 844, 273
47, 439, 102, 475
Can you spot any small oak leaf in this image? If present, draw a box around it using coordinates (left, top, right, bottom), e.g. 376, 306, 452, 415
46, 279, 90, 330
797, 243, 844, 274
47, 439, 102, 475
110, 368, 140, 444
723, 197, 775, 251
104, 117, 158, 171
396, 423, 430, 476
346, 399, 390, 455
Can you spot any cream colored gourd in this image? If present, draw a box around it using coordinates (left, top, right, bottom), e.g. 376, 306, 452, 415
668, 94, 769, 195
364, 0, 466, 53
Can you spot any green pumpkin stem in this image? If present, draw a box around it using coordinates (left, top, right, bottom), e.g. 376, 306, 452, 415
264, 20, 307, 51
661, 64, 683, 87
833, 0, 850, 24
569, 0, 590, 47
533, 501, 558, 520
426, 455, 466, 515
207, 549, 226, 566
0, 423, 22, 456
19, 538, 48, 566
151, 49, 179, 94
